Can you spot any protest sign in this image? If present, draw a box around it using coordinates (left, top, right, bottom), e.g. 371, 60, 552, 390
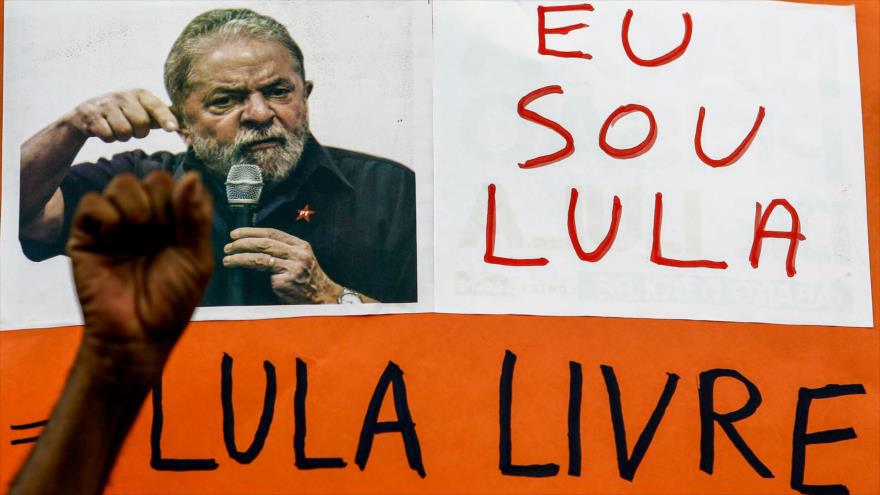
1, 1, 877, 494
0, 1, 872, 329
433, 1, 872, 327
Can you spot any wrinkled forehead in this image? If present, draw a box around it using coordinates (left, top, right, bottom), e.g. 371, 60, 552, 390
187, 37, 304, 93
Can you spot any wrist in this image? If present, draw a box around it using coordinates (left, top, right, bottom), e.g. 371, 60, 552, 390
57, 111, 90, 143
319, 282, 345, 304
77, 334, 173, 387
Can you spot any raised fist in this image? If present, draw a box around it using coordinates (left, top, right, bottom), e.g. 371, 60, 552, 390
67, 171, 213, 374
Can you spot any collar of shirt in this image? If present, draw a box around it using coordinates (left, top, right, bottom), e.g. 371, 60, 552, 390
173, 134, 354, 224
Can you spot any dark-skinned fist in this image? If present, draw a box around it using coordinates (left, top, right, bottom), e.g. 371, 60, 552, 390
66, 171, 213, 378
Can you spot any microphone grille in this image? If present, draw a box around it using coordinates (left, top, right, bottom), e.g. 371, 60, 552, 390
225, 164, 264, 205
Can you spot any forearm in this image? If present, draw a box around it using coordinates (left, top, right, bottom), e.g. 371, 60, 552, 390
19, 116, 87, 229
9, 339, 160, 495
11, 172, 211, 495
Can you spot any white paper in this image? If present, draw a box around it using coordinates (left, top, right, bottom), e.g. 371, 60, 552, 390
433, 1, 872, 327
1, 1, 434, 329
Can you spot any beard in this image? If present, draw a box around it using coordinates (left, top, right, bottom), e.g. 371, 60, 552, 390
191, 118, 309, 185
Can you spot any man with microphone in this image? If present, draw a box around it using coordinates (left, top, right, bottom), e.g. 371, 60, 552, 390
19, 8, 417, 305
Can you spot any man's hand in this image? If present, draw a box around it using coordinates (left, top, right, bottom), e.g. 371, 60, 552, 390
19, 89, 182, 241
63, 88, 179, 142
222, 227, 363, 304
67, 171, 213, 376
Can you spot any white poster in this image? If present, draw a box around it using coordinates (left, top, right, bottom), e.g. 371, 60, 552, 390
433, 1, 872, 327
1, 1, 434, 329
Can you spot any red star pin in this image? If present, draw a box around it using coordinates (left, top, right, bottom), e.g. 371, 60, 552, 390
296, 204, 316, 222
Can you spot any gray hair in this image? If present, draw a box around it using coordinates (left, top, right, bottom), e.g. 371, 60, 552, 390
164, 8, 306, 110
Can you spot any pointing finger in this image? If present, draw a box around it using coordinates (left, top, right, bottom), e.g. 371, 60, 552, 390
137, 90, 178, 132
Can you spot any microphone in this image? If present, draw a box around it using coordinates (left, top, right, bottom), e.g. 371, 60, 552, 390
225, 164, 264, 305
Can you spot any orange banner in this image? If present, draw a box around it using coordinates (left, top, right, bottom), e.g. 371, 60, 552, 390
1, 1, 878, 494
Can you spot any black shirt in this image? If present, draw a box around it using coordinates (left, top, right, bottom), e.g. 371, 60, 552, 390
20, 136, 418, 305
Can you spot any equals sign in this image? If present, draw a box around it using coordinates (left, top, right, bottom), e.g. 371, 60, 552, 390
10, 420, 48, 445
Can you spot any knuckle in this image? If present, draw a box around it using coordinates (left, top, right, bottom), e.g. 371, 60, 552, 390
96, 100, 114, 113
83, 96, 104, 110
77, 103, 97, 117
293, 270, 311, 284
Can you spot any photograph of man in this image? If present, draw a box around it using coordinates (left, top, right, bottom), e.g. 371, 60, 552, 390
18, 8, 417, 306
